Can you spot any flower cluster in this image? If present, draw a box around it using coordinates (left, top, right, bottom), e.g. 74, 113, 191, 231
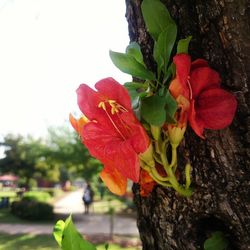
70, 0, 237, 197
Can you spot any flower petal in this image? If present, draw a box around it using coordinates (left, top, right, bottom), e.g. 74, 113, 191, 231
82, 122, 140, 183
82, 122, 120, 161
76, 84, 103, 121
119, 112, 149, 154
69, 113, 89, 135
69, 113, 79, 133
188, 100, 205, 138
95, 77, 132, 111
196, 88, 237, 130
176, 95, 190, 127
139, 170, 156, 197
191, 59, 208, 70
112, 141, 140, 183
173, 54, 191, 90
169, 79, 186, 99
100, 166, 127, 195
190, 67, 221, 98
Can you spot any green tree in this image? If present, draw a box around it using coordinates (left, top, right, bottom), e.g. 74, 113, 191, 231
44, 125, 102, 182
0, 134, 50, 185
0, 126, 102, 187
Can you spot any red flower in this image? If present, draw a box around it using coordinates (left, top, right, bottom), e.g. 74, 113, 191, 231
71, 77, 150, 195
170, 54, 237, 138
139, 169, 156, 197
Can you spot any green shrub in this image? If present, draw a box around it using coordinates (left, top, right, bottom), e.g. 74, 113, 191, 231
47, 189, 55, 197
22, 191, 52, 202
28, 178, 38, 189
11, 200, 54, 221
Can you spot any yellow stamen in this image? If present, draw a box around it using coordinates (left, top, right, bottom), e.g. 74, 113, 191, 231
98, 100, 126, 140
99, 99, 128, 115
109, 100, 119, 114
187, 77, 193, 100
104, 109, 126, 140
98, 101, 106, 110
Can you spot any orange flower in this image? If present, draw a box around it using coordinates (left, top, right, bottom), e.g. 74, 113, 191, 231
139, 170, 156, 197
69, 113, 89, 135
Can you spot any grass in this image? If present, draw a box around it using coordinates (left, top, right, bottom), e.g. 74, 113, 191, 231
0, 208, 25, 223
0, 234, 140, 250
0, 234, 57, 250
0, 191, 17, 198
93, 199, 127, 214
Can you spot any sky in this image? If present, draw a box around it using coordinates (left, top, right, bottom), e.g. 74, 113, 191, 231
0, 0, 131, 139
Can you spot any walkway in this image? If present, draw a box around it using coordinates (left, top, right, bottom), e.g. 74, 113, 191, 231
0, 214, 138, 236
54, 189, 85, 214
0, 190, 139, 236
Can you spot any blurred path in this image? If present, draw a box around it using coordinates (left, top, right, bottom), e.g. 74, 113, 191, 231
0, 214, 139, 236
54, 189, 84, 214
0, 190, 139, 236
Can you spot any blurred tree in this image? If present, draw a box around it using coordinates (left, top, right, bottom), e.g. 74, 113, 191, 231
0, 134, 48, 185
0, 126, 102, 187
45, 126, 102, 182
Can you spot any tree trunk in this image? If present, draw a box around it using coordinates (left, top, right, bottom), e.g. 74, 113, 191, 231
125, 0, 250, 249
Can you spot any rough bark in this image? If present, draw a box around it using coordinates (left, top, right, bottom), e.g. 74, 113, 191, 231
125, 0, 250, 249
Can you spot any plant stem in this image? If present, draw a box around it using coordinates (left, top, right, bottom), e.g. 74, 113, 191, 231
160, 151, 192, 197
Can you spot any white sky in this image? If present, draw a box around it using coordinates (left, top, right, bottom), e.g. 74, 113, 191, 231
0, 0, 131, 138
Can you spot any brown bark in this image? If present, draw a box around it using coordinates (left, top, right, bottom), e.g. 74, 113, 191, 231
125, 0, 250, 249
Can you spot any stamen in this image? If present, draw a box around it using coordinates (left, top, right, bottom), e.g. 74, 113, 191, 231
116, 113, 131, 137
98, 100, 126, 140
108, 101, 119, 114
107, 100, 128, 114
104, 109, 126, 140
116, 104, 128, 112
187, 77, 193, 100
98, 101, 106, 110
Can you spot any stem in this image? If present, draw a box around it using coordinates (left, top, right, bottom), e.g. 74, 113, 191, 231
185, 163, 191, 189
151, 166, 169, 182
153, 153, 163, 165
169, 145, 177, 169
148, 81, 157, 91
148, 172, 172, 187
160, 151, 192, 197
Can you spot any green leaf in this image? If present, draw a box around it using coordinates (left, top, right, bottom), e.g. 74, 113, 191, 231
53, 220, 65, 247
141, 95, 167, 126
141, 0, 175, 41
61, 216, 96, 250
124, 81, 147, 90
124, 82, 148, 109
164, 91, 177, 123
204, 231, 229, 250
163, 63, 175, 86
153, 23, 177, 76
177, 36, 192, 54
109, 50, 155, 80
126, 88, 141, 109
126, 42, 145, 65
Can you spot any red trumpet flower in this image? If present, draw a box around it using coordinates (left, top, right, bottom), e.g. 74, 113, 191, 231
70, 77, 150, 195
170, 54, 237, 138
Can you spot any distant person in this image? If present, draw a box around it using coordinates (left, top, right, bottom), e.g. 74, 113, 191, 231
82, 183, 94, 214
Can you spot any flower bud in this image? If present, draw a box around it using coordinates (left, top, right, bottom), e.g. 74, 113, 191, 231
139, 143, 155, 168
168, 125, 186, 147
